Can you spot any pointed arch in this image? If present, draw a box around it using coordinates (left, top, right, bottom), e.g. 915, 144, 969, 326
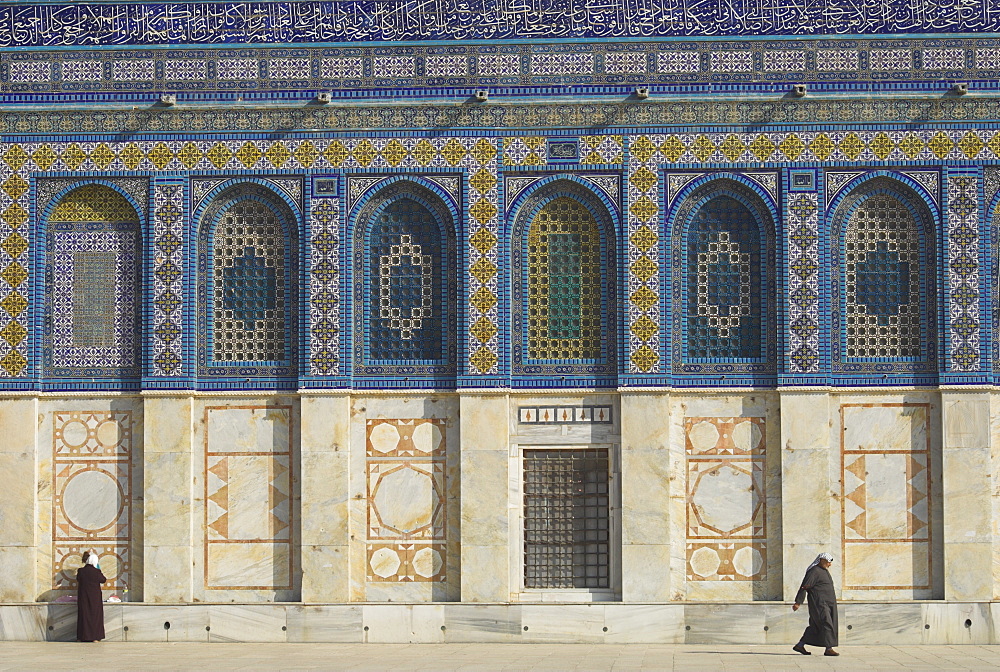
351, 178, 458, 378
668, 174, 777, 381
830, 174, 938, 374
197, 182, 298, 378
42, 183, 143, 381
510, 177, 618, 377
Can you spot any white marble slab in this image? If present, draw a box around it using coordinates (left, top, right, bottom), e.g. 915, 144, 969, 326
604, 604, 684, 644
361, 604, 412, 643
923, 602, 992, 644
208, 604, 287, 643
44, 604, 77, 642
521, 604, 605, 643
286, 605, 362, 643
683, 604, 766, 644
842, 602, 922, 645
443, 605, 521, 643
0, 605, 46, 641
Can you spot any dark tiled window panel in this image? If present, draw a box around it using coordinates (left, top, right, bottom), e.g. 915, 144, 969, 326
845, 193, 922, 358
523, 448, 610, 590
369, 198, 444, 361
213, 200, 286, 362
687, 195, 763, 359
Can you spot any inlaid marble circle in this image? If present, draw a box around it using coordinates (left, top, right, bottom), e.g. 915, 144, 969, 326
732, 420, 762, 452
689, 546, 721, 578
373, 467, 434, 534
96, 419, 120, 448
411, 422, 442, 454
733, 546, 763, 577
61, 420, 90, 448
688, 421, 720, 452
412, 547, 442, 578
99, 552, 119, 582
63, 470, 121, 531
369, 423, 401, 454
370, 547, 401, 578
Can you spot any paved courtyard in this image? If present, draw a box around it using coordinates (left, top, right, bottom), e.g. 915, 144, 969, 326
2, 643, 1000, 671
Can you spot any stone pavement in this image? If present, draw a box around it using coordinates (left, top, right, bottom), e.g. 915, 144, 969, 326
2, 643, 1000, 671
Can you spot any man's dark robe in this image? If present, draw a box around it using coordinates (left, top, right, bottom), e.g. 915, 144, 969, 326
795, 564, 838, 647
76, 564, 106, 642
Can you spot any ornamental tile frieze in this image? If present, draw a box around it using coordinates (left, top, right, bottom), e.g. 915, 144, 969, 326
11, 98, 1000, 134
6, 38, 1000, 93
0, 1, 988, 48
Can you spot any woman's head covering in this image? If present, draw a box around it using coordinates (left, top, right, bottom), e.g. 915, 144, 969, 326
806, 552, 833, 571
84, 551, 99, 567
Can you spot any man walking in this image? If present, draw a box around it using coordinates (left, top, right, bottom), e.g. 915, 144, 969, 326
792, 552, 839, 656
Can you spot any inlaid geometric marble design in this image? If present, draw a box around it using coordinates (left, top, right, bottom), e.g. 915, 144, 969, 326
841, 404, 931, 593
365, 419, 446, 582
685, 417, 766, 582
52, 411, 132, 591
204, 406, 293, 591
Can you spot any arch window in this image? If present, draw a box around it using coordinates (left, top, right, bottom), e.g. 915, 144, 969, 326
685, 195, 763, 360
199, 184, 297, 376
368, 198, 445, 362
354, 181, 456, 378
44, 184, 141, 379
833, 178, 935, 365
844, 193, 922, 358
527, 196, 603, 361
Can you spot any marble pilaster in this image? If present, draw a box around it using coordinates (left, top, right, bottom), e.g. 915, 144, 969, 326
942, 391, 992, 600
300, 395, 350, 602
779, 391, 834, 600
0, 397, 38, 602
459, 394, 509, 602
619, 392, 671, 602
142, 395, 194, 602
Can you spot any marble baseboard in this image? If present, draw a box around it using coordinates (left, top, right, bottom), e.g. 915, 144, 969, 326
3, 602, 1000, 644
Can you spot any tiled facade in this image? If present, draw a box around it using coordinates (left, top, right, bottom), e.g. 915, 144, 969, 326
5, 0, 1000, 645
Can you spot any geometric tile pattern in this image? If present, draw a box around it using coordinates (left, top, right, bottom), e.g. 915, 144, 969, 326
841, 404, 931, 592
212, 198, 287, 362
369, 199, 444, 361
366, 419, 446, 582
10, 39, 1000, 90
626, 136, 664, 373
580, 136, 624, 165
527, 196, 602, 361
151, 180, 185, 376
946, 171, 980, 372
308, 196, 341, 376
45, 186, 141, 377
786, 182, 820, 374
52, 411, 132, 592
205, 406, 293, 591
686, 196, 762, 360
685, 417, 766, 582
844, 191, 923, 359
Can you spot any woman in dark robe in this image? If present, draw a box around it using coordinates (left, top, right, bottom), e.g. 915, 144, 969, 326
791, 552, 839, 656
76, 551, 106, 642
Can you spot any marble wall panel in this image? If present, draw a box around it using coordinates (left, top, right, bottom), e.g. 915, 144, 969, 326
685, 417, 766, 584
365, 418, 447, 583
51, 410, 132, 594
203, 405, 293, 593
840, 403, 933, 597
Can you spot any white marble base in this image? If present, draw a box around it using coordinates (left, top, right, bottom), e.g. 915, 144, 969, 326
5, 602, 998, 644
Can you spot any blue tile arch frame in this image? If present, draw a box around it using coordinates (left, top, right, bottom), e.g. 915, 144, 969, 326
32, 178, 148, 391
348, 175, 459, 387
506, 173, 620, 387
663, 172, 779, 388
827, 170, 942, 386
192, 177, 302, 389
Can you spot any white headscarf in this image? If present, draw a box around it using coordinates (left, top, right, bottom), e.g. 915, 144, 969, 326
85, 552, 99, 567
806, 552, 833, 571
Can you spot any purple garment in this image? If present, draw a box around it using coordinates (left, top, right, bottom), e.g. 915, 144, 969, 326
76, 564, 107, 642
